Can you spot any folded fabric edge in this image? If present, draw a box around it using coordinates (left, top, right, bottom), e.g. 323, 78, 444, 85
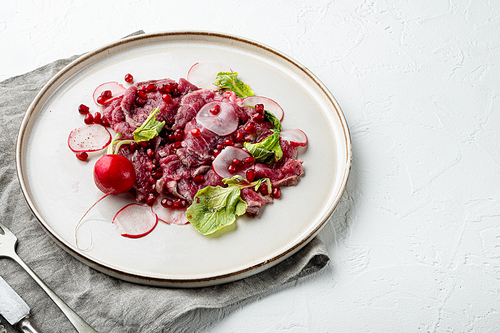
148, 237, 330, 332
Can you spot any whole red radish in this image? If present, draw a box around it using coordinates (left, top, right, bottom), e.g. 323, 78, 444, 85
75, 152, 136, 248
93, 154, 136, 194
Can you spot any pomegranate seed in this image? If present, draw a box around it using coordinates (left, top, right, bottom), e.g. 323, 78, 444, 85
210, 105, 221, 115
272, 187, 281, 199
254, 113, 264, 122
159, 85, 170, 94
232, 159, 244, 168
213, 149, 220, 157
148, 177, 156, 185
162, 94, 173, 103
93, 112, 102, 124
152, 170, 163, 179
235, 132, 244, 142
138, 141, 149, 147
101, 90, 112, 99
244, 122, 256, 134
193, 174, 204, 184
137, 90, 147, 99
147, 148, 154, 158
101, 118, 110, 127
96, 95, 106, 105
172, 88, 180, 96
242, 156, 255, 164
174, 129, 184, 141
129, 141, 138, 152
84, 113, 94, 124
146, 84, 157, 92
124, 73, 134, 83
173, 199, 186, 208
191, 128, 201, 137
224, 139, 234, 146
161, 198, 173, 208
217, 144, 224, 151
78, 104, 90, 114
173, 141, 182, 149
135, 97, 146, 106
259, 184, 269, 195
76, 152, 88, 161
168, 133, 176, 142
146, 193, 156, 206
246, 169, 256, 182
255, 104, 265, 114
227, 164, 237, 174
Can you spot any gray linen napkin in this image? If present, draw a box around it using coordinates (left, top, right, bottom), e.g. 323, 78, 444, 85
0, 38, 330, 333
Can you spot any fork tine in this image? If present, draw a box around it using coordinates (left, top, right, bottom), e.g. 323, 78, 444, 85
0, 221, 16, 238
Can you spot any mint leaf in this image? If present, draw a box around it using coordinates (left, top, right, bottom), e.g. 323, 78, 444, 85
133, 108, 165, 142
186, 185, 247, 235
244, 130, 283, 163
214, 72, 254, 98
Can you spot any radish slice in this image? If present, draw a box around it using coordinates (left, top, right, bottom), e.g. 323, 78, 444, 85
243, 96, 284, 121
187, 61, 232, 90
93, 81, 127, 105
213, 146, 253, 179
113, 203, 158, 238
68, 124, 112, 152
196, 101, 239, 136
280, 128, 308, 147
152, 196, 189, 225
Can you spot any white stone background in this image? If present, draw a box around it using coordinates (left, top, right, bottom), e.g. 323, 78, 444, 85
2, 0, 500, 332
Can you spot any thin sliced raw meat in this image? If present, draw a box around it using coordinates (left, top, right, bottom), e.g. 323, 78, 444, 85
68, 124, 111, 152
113, 203, 158, 238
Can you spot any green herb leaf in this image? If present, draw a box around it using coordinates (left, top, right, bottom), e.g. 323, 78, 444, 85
265, 110, 282, 132
133, 108, 165, 142
214, 72, 254, 98
186, 185, 247, 235
244, 130, 283, 164
222, 175, 248, 186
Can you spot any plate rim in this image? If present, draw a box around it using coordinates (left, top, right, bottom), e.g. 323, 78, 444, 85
15, 30, 352, 287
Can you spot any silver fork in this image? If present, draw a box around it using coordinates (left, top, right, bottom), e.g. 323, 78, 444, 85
0, 222, 98, 333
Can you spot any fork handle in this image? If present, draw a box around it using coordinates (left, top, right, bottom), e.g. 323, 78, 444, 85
12, 254, 98, 333
15, 315, 42, 333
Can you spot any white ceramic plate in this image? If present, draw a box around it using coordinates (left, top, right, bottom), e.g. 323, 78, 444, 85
16, 31, 351, 287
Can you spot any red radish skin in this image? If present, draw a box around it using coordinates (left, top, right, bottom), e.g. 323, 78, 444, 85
68, 124, 112, 153
93, 81, 127, 106
213, 146, 254, 179
196, 101, 239, 136
280, 128, 308, 147
187, 61, 232, 90
152, 196, 189, 225
243, 96, 284, 121
113, 203, 158, 238
93, 155, 136, 194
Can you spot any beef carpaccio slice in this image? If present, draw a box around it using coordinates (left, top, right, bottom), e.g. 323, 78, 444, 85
103, 79, 304, 217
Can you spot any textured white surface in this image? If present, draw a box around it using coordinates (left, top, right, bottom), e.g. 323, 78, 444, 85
3, 0, 500, 332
